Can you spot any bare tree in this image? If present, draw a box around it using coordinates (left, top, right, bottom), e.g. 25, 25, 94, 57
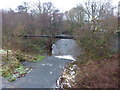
82, 0, 117, 32
31, 1, 64, 55
16, 2, 30, 13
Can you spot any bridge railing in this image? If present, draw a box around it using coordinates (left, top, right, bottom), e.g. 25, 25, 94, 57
16, 35, 80, 39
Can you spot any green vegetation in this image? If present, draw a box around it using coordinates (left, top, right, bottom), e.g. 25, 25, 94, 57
0, 50, 45, 82
0, 61, 28, 82
15, 52, 37, 62
1, 54, 21, 78
33, 55, 46, 62
1, 0, 119, 88
77, 32, 113, 61
5, 65, 30, 82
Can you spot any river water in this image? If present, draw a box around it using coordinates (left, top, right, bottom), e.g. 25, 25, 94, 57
52, 39, 80, 60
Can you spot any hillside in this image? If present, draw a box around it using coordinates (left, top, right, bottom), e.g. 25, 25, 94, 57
58, 54, 119, 88
73, 54, 119, 88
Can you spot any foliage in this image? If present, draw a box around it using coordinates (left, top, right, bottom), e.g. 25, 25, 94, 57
1, 54, 20, 78
0, 54, 22, 82
6, 65, 31, 82
2, 1, 64, 55
2, 0, 118, 56
0, 50, 45, 82
32, 55, 46, 62
58, 54, 119, 88
79, 31, 113, 61
14, 51, 37, 62
73, 54, 119, 88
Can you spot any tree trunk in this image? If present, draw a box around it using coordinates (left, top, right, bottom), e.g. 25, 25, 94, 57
46, 38, 52, 56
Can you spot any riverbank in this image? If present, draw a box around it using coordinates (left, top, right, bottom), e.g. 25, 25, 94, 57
58, 54, 119, 88
0, 49, 46, 82
1, 56, 71, 88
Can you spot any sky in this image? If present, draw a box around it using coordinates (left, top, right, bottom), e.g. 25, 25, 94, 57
0, 0, 119, 12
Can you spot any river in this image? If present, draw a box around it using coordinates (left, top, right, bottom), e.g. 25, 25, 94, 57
52, 39, 80, 60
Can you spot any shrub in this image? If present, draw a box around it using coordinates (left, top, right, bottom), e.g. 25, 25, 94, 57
77, 31, 113, 61
1, 55, 20, 77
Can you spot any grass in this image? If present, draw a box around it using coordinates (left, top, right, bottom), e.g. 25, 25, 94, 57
0, 64, 28, 82
33, 55, 46, 63
5, 55, 46, 82
15, 65, 27, 74
5, 65, 29, 82
1, 50, 46, 82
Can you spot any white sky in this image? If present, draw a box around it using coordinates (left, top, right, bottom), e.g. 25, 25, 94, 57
0, 0, 119, 12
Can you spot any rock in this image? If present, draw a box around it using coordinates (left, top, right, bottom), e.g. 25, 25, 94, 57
57, 63, 77, 88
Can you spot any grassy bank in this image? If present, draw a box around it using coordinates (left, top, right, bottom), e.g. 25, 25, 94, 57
33, 55, 46, 62
0, 50, 46, 82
